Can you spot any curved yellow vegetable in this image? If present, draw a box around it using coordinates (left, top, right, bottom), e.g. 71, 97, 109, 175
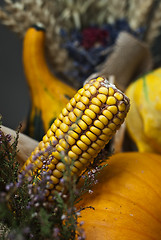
125, 68, 161, 153
23, 25, 76, 139
22, 76, 130, 201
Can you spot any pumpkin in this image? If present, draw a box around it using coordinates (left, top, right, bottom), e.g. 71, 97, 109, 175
78, 152, 161, 240
23, 25, 76, 140
125, 68, 161, 153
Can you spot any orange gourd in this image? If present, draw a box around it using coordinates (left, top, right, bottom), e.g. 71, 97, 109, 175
23, 25, 76, 140
78, 152, 161, 240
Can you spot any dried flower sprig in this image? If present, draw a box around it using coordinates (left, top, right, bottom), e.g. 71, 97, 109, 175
0, 118, 110, 239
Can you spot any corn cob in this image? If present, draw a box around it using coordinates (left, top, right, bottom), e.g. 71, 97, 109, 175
22, 76, 130, 201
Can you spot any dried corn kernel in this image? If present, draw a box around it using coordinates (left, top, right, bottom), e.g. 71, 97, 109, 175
22, 76, 130, 200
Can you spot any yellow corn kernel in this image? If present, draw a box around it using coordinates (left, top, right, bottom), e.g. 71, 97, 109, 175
47, 129, 54, 138
82, 152, 92, 159
66, 102, 73, 111
68, 112, 77, 122
89, 104, 100, 114
96, 76, 104, 81
63, 116, 71, 125
71, 166, 79, 173
55, 119, 61, 127
93, 81, 100, 89
76, 101, 86, 111
55, 129, 64, 139
71, 123, 82, 133
99, 134, 110, 141
90, 126, 101, 136
74, 161, 83, 169
74, 93, 81, 102
91, 142, 100, 150
73, 108, 82, 117
108, 87, 115, 95
56, 162, 65, 172
106, 96, 116, 105
95, 139, 105, 147
94, 120, 104, 129
86, 131, 97, 141
102, 110, 113, 120
77, 140, 88, 151
46, 183, 54, 190
51, 124, 57, 133
102, 127, 113, 135
99, 86, 108, 95
51, 175, 59, 185
78, 88, 85, 95
80, 135, 91, 145
108, 105, 118, 114
108, 123, 116, 131
91, 97, 102, 106
42, 134, 49, 143
114, 92, 123, 101
59, 123, 69, 133
70, 97, 76, 106
51, 156, 58, 165
79, 157, 88, 164
84, 109, 96, 119
83, 83, 90, 90
52, 151, 61, 160
89, 86, 97, 95
78, 119, 88, 130
49, 136, 57, 144
48, 163, 55, 170
56, 145, 65, 153
35, 160, 43, 169
98, 115, 108, 125
117, 112, 126, 119
80, 96, 89, 105
68, 130, 79, 139
66, 135, 76, 145
87, 147, 97, 156
58, 113, 64, 121
82, 115, 92, 125
71, 145, 82, 155
113, 117, 121, 125
55, 185, 63, 192
83, 90, 91, 98
53, 169, 63, 178
39, 141, 45, 149
62, 107, 68, 116
97, 94, 107, 103
68, 150, 78, 160
118, 102, 126, 112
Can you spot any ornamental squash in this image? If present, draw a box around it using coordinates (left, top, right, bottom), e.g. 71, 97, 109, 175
78, 152, 161, 240
125, 68, 161, 153
23, 25, 76, 140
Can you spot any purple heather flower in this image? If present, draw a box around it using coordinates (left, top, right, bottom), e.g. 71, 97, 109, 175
5, 134, 11, 142
88, 190, 93, 194
5, 182, 14, 191
53, 227, 60, 238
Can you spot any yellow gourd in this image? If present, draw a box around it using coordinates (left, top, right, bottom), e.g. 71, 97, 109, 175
125, 68, 161, 153
78, 152, 161, 240
23, 25, 76, 140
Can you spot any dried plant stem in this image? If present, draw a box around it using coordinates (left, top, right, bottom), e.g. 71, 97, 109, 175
145, 0, 161, 44
127, 0, 153, 30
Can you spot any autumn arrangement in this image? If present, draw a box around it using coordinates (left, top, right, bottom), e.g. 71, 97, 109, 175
1, 0, 161, 240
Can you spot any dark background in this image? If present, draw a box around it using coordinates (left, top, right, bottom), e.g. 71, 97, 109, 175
0, 23, 30, 130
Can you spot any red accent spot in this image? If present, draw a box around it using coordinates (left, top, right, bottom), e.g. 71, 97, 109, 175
81, 27, 109, 49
